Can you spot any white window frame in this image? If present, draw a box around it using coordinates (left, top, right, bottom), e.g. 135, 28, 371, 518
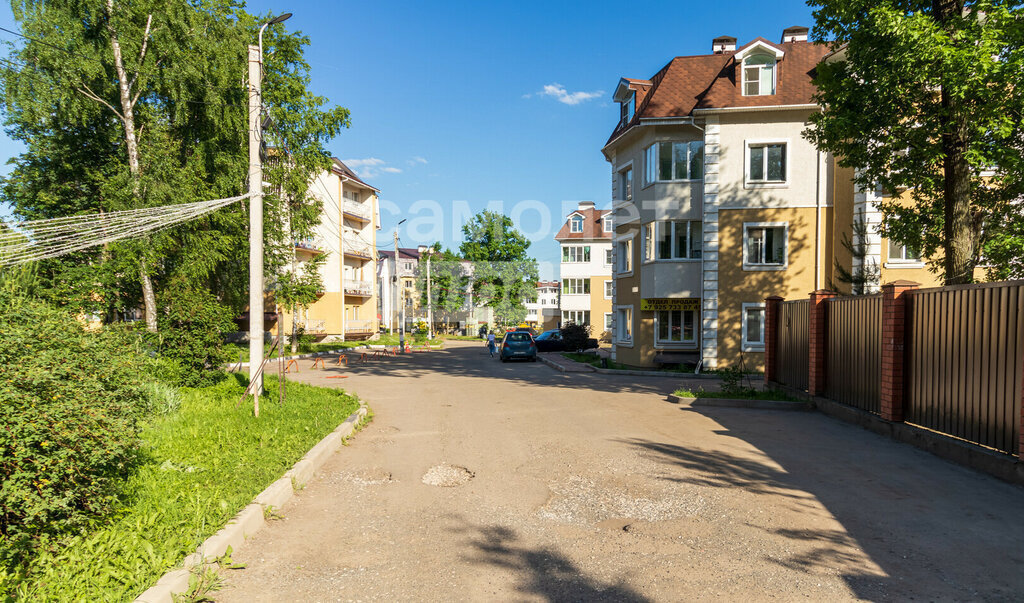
884, 240, 925, 268
561, 245, 591, 263
741, 54, 777, 96
742, 222, 788, 271
604, 247, 613, 265
604, 312, 613, 333
643, 141, 704, 186
618, 167, 633, 202
603, 215, 613, 232
654, 308, 698, 346
561, 278, 590, 295
614, 235, 634, 276
615, 305, 634, 346
650, 220, 703, 262
604, 280, 613, 299
745, 139, 789, 188
741, 302, 766, 352
562, 310, 591, 326
569, 214, 584, 233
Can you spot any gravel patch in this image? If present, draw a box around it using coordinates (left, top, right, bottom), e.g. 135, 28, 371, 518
539, 474, 710, 525
333, 467, 394, 486
422, 464, 475, 487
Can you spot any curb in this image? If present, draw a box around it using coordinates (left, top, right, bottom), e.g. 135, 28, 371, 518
667, 394, 812, 411
231, 348, 351, 369
134, 405, 370, 603
537, 354, 595, 373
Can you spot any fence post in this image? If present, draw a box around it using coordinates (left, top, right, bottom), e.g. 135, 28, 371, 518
764, 296, 784, 383
880, 280, 918, 423
808, 290, 836, 396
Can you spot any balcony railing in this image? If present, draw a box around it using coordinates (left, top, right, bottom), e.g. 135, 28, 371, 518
342, 199, 372, 221
342, 235, 373, 259
345, 319, 375, 333
294, 239, 323, 254
343, 279, 374, 296
301, 319, 326, 334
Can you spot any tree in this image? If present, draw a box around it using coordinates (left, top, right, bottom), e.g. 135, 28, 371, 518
806, 0, 1024, 284
458, 211, 538, 327
0, 1, 347, 328
415, 244, 468, 334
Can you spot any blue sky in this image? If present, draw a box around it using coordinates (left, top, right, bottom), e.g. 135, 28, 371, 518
0, 1, 818, 279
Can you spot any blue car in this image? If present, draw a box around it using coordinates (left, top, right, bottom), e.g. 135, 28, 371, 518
500, 331, 538, 362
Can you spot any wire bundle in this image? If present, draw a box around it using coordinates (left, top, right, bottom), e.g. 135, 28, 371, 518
0, 193, 250, 265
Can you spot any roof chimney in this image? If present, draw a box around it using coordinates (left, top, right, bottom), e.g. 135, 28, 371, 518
577, 201, 595, 211
712, 36, 737, 54
781, 26, 809, 43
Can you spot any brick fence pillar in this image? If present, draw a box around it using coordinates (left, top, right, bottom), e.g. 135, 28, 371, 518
808, 289, 837, 396
880, 280, 918, 422
764, 296, 784, 384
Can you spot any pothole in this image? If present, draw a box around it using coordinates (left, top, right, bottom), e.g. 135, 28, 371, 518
422, 464, 474, 487
337, 468, 393, 486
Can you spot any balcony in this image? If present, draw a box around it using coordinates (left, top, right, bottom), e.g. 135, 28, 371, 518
300, 319, 326, 334
342, 199, 372, 223
343, 279, 374, 297
294, 239, 324, 255
342, 235, 373, 260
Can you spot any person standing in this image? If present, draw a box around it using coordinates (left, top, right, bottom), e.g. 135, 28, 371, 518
487, 331, 497, 358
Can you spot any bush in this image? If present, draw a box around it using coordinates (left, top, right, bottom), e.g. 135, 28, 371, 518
560, 322, 591, 352
156, 281, 235, 387
0, 291, 148, 568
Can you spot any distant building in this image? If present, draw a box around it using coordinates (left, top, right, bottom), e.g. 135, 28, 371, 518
525, 281, 560, 331
555, 201, 614, 340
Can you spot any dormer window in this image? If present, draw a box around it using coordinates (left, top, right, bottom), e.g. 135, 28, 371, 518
619, 92, 635, 125
743, 54, 776, 96
570, 215, 584, 233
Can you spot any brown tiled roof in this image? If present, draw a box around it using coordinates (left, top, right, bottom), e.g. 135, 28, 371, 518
378, 248, 421, 261
554, 208, 612, 241
332, 158, 379, 192
606, 38, 829, 146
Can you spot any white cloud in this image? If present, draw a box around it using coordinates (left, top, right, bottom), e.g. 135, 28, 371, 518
537, 83, 604, 106
408, 156, 428, 166
382, 167, 402, 174
342, 157, 402, 180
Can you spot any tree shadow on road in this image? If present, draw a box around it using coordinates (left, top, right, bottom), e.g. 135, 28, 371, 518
450, 520, 650, 602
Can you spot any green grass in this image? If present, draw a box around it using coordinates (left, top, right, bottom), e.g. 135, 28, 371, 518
225, 335, 445, 361
560, 353, 697, 373
672, 387, 798, 401
6, 375, 361, 601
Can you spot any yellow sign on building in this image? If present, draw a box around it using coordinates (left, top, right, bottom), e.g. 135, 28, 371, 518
640, 298, 700, 311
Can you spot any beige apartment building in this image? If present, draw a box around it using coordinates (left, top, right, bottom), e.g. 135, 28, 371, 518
602, 27, 951, 372
554, 201, 614, 341
277, 159, 380, 340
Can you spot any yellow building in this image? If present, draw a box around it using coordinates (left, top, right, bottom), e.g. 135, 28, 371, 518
555, 201, 614, 341
278, 159, 380, 341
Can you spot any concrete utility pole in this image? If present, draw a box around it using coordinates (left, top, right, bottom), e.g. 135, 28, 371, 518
392, 230, 399, 335
247, 43, 263, 417
426, 251, 433, 340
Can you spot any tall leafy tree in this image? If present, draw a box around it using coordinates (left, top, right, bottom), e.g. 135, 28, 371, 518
807, 0, 1024, 284
415, 243, 469, 333
459, 211, 538, 327
0, 1, 348, 324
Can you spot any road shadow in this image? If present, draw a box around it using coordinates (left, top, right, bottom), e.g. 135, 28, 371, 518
620, 406, 1024, 601
449, 518, 650, 602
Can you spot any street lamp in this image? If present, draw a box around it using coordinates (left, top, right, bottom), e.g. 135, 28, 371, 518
248, 11, 291, 417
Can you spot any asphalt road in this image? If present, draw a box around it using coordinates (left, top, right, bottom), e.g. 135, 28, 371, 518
218, 341, 1024, 602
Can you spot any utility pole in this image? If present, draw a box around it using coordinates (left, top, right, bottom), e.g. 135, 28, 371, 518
247, 43, 263, 417
339, 177, 346, 343
426, 251, 433, 340
392, 230, 399, 335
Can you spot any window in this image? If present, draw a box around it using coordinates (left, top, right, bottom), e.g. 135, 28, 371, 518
888, 242, 921, 262
603, 215, 613, 233
604, 280, 613, 299
644, 141, 704, 184
743, 55, 776, 96
748, 143, 786, 183
652, 221, 702, 260
604, 248, 613, 265
744, 223, 787, 269
619, 92, 635, 125
562, 245, 591, 263
617, 307, 633, 342
569, 215, 584, 233
616, 240, 632, 273
562, 278, 590, 295
742, 303, 766, 351
619, 168, 632, 201
604, 312, 613, 332
643, 224, 654, 261
562, 310, 590, 325
656, 310, 697, 344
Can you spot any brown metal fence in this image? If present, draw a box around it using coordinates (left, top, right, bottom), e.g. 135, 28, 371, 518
775, 299, 809, 391
906, 281, 1024, 455
825, 295, 882, 413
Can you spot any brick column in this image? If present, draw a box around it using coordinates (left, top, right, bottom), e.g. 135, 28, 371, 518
764, 296, 784, 383
808, 290, 836, 396
880, 280, 918, 422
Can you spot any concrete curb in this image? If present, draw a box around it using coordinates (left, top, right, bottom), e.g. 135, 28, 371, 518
537, 354, 595, 373
667, 394, 813, 411
134, 405, 370, 603
231, 349, 353, 369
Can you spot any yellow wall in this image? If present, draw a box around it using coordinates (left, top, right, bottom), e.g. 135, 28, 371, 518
590, 275, 614, 341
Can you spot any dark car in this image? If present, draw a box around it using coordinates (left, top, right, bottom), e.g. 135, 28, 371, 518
499, 331, 537, 362
534, 329, 599, 353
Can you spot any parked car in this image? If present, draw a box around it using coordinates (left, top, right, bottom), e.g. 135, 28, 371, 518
534, 329, 599, 353
499, 331, 537, 362
514, 327, 538, 337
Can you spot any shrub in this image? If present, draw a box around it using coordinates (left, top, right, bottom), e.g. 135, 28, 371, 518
156, 281, 235, 387
0, 290, 148, 568
560, 322, 591, 352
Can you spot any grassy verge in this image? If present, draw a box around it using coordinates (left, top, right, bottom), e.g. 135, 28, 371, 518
225, 335, 446, 361
7, 375, 361, 601
673, 387, 798, 401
